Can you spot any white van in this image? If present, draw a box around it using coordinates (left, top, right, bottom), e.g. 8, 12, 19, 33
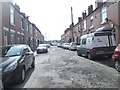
77, 27, 116, 60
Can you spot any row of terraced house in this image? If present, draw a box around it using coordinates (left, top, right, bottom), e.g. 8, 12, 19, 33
0, 1, 44, 51
61, 0, 120, 45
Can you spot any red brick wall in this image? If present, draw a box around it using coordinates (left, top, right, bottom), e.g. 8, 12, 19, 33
2, 2, 10, 45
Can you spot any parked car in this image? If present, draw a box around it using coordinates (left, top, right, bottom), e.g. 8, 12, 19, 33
39, 44, 50, 48
61, 43, 65, 48
77, 27, 116, 60
57, 43, 62, 47
46, 44, 50, 48
113, 44, 120, 72
0, 44, 35, 87
69, 42, 77, 51
63, 43, 70, 49
37, 44, 48, 53
51, 42, 58, 46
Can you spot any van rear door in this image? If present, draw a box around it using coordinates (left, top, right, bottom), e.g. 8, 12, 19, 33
93, 32, 116, 55
94, 32, 116, 47
94, 36, 109, 47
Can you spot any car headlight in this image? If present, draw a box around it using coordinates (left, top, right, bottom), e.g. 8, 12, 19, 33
4, 61, 18, 72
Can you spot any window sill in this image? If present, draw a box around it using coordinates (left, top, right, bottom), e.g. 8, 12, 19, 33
10, 23, 15, 27
83, 29, 87, 32
21, 28, 24, 31
89, 25, 94, 29
101, 21, 107, 25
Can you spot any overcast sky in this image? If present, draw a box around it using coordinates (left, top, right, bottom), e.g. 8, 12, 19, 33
13, 0, 95, 40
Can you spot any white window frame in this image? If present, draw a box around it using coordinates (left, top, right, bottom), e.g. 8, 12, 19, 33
30, 24, 32, 34
3, 27, 9, 45
26, 22, 28, 32
103, 0, 107, 2
89, 16, 94, 29
10, 5, 15, 26
101, 5, 107, 24
21, 15, 24, 30
21, 33, 24, 44
83, 20, 86, 31
10, 29, 15, 45
17, 32, 20, 44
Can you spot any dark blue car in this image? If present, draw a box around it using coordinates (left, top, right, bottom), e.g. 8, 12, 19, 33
0, 44, 35, 87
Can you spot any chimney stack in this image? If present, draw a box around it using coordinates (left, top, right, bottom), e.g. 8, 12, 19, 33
88, 5, 93, 15
78, 17, 82, 22
26, 16, 29, 19
21, 12, 26, 17
82, 11, 86, 19
88, 6, 90, 15
14, 3, 20, 11
90, 5, 93, 13
95, 0, 103, 9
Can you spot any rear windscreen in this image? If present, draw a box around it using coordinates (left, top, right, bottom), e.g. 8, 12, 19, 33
94, 32, 112, 36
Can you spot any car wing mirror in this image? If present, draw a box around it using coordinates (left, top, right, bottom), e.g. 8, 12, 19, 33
22, 51, 30, 56
25, 52, 30, 55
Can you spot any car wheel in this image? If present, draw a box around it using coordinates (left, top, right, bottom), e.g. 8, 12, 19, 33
46, 49, 48, 53
114, 60, 120, 72
87, 53, 93, 60
31, 58, 35, 68
77, 50, 81, 56
19, 67, 26, 83
37, 51, 39, 54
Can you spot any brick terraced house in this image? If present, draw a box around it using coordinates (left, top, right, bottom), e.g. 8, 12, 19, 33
0, 1, 44, 51
62, 0, 120, 45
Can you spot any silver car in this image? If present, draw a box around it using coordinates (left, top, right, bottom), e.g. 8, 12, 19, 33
37, 44, 48, 54
69, 42, 77, 51
63, 43, 70, 49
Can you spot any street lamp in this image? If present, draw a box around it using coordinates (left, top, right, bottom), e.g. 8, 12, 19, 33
71, 7, 74, 42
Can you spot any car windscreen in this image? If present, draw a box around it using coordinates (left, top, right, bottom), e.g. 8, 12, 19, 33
65, 43, 69, 45
72, 43, 77, 45
2, 46, 22, 57
39, 44, 47, 47
94, 32, 112, 36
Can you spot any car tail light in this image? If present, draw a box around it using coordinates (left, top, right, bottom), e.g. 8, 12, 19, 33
92, 48, 96, 53
114, 50, 119, 57
114, 44, 120, 57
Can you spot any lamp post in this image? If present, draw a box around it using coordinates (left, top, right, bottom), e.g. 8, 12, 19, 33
71, 7, 74, 42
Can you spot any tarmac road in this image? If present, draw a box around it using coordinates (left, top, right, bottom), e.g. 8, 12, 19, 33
9, 46, 120, 88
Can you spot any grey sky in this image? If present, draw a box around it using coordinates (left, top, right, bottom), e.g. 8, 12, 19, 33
14, 0, 95, 40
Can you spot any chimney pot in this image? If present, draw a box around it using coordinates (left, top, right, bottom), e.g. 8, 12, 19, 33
82, 12, 86, 19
